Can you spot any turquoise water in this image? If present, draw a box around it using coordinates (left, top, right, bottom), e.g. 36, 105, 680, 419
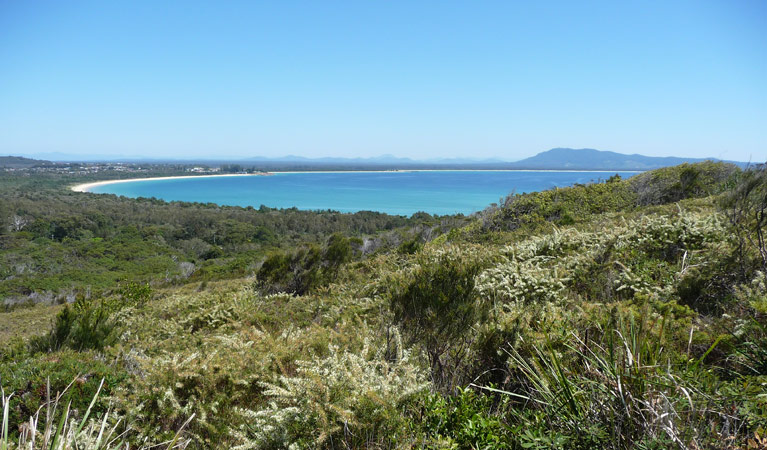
90, 171, 640, 216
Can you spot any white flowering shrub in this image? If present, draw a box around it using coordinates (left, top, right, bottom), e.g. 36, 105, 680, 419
615, 213, 724, 257
735, 271, 767, 313
476, 259, 566, 307
613, 261, 673, 299
474, 211, 726, 309
505, 227, 605, 261
230, 340, 428, 449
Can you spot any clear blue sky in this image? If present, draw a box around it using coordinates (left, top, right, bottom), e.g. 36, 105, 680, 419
1, 1, 765, 161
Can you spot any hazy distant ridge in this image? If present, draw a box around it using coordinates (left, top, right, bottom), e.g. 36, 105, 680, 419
242, 148, 745, 170
3, 148, 747, 171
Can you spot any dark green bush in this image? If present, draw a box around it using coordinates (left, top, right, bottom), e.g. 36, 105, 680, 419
389, 250, 487, 390
733, 319, 767, 376
414, 388, 513, 449
323, 232, 354, 269
630, 161, 739, 206
675, 264, 738, 315
254, 233, 356, 295
397, 238, 422, 255
720, 162, 767, 276
118, 281, 153, 307
255, 245, 322, 295
29, 298, 118, 353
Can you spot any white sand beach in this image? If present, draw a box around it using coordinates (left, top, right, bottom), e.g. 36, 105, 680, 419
69, 173, 267, 193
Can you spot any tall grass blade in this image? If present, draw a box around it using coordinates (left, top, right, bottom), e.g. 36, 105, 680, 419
164, 413, 195, 450
691, 335, 724, 371
548, 342, 579, 418
50, 400, 71, 450
94, 408, 112, 448
1, 390, 11, 450
76, 377, 105, 435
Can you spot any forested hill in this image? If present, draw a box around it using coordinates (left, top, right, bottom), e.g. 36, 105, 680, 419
509, 147, 746, 170
2, 160, 767, 449
0, 155, 53, 168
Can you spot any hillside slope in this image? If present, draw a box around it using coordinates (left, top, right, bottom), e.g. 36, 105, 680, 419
1, 161, 766, 449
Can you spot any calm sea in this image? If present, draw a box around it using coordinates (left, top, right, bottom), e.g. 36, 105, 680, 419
89, 170, 640, 216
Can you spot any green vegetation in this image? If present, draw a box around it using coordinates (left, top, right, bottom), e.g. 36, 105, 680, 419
2, 161, 767, 449
480, 161, 737, 234
254, 233, 357, 295
0, 171, 459, 304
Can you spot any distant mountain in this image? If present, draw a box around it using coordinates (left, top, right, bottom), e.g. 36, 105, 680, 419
0, 155, 54, 168
508, 148, 746, 170
6, 148, 748, 170
249, 149, 747, 169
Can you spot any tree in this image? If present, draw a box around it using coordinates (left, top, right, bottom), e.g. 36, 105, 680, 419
11, 214, 28, 231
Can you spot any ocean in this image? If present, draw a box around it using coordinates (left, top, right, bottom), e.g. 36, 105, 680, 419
88, 170, 640, 216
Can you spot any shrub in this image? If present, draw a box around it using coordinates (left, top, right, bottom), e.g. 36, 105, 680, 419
414, 387, 513, 449
476, 258, 567, 307
230, 342, 427, 449
255, 245, 323, 295
254, 233, 356, 295
29, 298, 118, 353
720, 163, 767, 276
323, 232, 354, 269
1, 376, 193, 449
118, 281, 153, 307
389, 246, 489, 391
397, 238, 422, 255
630, 161, 739, 206
484, 161, 738, 234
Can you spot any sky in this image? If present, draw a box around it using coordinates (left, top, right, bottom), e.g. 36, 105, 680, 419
0, 1, 765, 162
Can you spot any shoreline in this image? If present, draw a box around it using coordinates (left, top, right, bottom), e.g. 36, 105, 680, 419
70, 173, 265, 192
71, 169, 641, 193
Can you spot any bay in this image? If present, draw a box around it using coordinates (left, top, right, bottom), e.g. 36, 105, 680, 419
88, 170, 640, 216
